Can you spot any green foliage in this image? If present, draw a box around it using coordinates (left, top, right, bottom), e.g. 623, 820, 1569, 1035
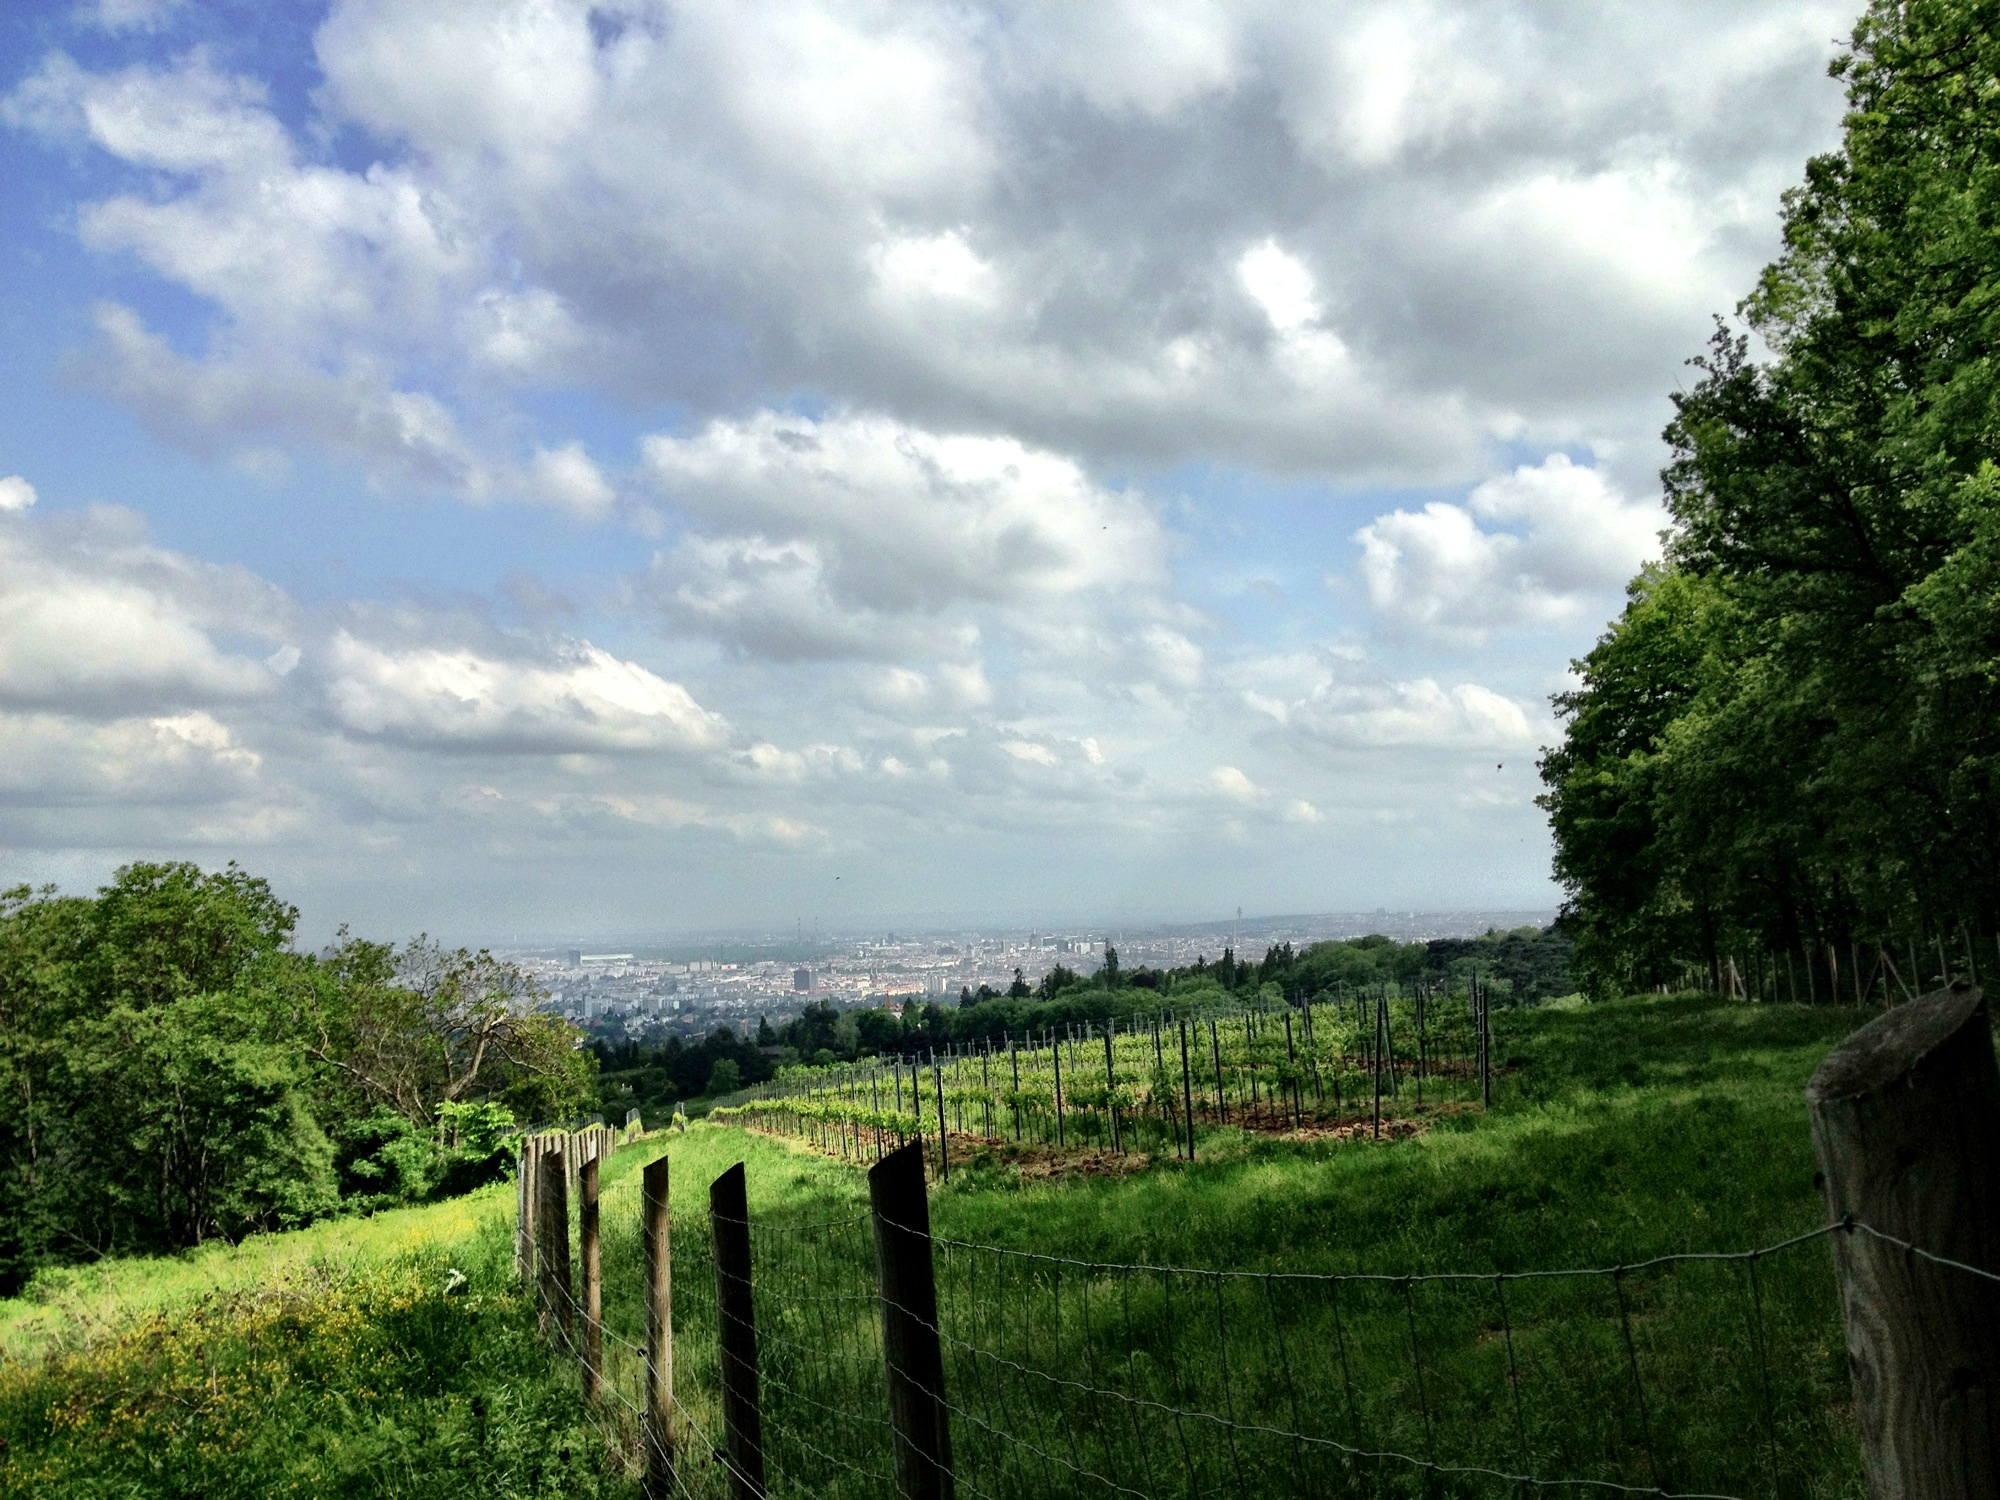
0, 864, 590, 1294
1542, 2, 2000, 992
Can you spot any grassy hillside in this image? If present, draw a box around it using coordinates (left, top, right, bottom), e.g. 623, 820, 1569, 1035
0, 994, 1876, 1499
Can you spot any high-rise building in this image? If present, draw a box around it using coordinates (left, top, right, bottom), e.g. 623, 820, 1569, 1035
793, 967, 814, 992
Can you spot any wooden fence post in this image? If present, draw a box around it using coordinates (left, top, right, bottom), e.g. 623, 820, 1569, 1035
1807, 982, 2000, 1497
870, 1140, 955, 1500
641, 1153, 675, 1500
709, 1163, 765, 1500
537, 1143, 573, 1345
580, 1154, 602, 1402
516, 1134, 537, 1279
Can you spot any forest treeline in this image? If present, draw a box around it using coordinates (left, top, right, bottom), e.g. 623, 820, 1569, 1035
591, 924, 1572, 1120
0, 864, 594, 1295
1540, 2, 2000, 997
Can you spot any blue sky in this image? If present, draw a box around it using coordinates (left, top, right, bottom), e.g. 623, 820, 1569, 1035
0, 0, 1856, 942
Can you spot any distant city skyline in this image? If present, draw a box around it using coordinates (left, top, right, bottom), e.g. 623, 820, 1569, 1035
0, 1, 1853, 940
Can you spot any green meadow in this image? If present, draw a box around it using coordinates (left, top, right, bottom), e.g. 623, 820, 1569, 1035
1, 994, 1876, 1498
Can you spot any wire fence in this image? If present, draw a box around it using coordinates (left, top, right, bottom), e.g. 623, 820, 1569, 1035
515, 1126, 2000, 1500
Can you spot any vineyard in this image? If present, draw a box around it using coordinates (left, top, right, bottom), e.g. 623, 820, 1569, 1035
711, 983, 1495, 1173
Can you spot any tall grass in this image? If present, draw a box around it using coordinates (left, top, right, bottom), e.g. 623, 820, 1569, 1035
3, 993, 1876, 1499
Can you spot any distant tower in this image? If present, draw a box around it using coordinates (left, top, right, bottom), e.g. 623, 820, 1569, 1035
793, 967, 814, 992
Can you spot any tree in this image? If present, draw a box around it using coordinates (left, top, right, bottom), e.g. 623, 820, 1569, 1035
304, 934, 591, 1131
1100, 945, 1121, 988
1037, 963, 1079, 999
1008, 967, 1032, 999
1541, 1, 2000, 994
706, 1057, 742, 1095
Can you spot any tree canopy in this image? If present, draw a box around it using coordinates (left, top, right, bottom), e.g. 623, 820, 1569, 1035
0, 863, 592, 1294
1540, 0, 2000, 995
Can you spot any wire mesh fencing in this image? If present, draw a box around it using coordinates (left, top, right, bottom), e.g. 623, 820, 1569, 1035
517, 1130, 1987, 1500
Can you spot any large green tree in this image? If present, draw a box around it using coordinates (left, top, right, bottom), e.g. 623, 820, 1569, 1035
1542, 0, 2000, 995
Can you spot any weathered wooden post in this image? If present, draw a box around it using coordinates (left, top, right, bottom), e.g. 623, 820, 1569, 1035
537, 1142, 573, 1345
709, 1163, 765, 1500
627, 1106, 643, 1140
516, 1134, 537, 1279
1807, 982, 2000, 1497
870, 1141, 955, 1500
580, 1153, 603, 1402
641, 1153, 675, 1500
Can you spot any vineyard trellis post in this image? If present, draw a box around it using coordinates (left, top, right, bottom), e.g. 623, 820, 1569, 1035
641, 1153, 675, 1500
870, 1140, 955, 1500
1807, 981, 2000, 1497
709, 1162, 766, 1500
1479, 978, 1492, 1108
1371, 993, 1384, 1140
1178, 1019, 1196, 1161
932, 1054, 949, 1182
1103, 1025, 1122, 1154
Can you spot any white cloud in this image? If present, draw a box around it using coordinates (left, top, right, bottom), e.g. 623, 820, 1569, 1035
1237, 240, 1321, 333
75, 0, 187, 33
0, 477, 35, 512
1352, 453, 1665, 642
86, 303, 493, 496
645, 412, 1168, 611
0, 506, 292, 715
528, 442, 616, 519
1000, 0, 1243, 118
1292, 678, 1540, 749
1211, 764, 1260, 803
0, 710, 261, 810
322, 632, 730, 754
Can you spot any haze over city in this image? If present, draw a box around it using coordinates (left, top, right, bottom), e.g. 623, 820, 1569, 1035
0, 0, 1855, 942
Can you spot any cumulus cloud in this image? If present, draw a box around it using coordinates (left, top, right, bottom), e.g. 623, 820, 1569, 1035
6, 1, 1854, 491
0, 506, 293, 716
0, 477, 35, 512
528, 442, 616, 519
321, 632, 730, 754
644, 411, 1168, 612
1352, 454, 1666, 642
1292, 678, 1541, 750
0, 710, 259, 806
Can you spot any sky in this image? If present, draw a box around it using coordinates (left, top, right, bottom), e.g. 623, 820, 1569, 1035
0, 0, 1857, 944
